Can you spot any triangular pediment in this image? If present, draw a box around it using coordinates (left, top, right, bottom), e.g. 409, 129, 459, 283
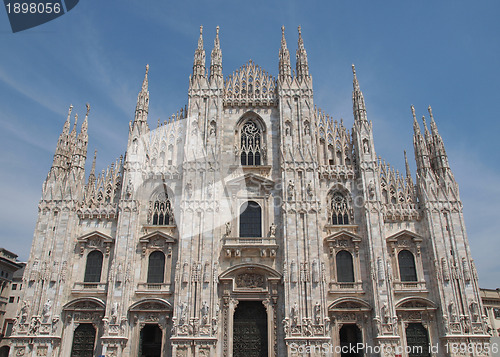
77, 231, 114, 244
325, 230, 361, 243
386, 229, 422, 243
139, 230, 176, 244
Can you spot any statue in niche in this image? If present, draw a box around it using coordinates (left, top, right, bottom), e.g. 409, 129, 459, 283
306, 181, 313, 197
314, 302, 321, 324
201, 301, 209, 325
291, 302, 299, 326
363, 139, 370, 154
287, 180, 294, 200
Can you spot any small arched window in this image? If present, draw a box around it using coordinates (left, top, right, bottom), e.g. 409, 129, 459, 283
398, 250, 417, 282
336, 250, 355, 282
240, 121, 262, 166
147, 251, 165, 284
84, 250, 103, 283
330, 192, 350, 225
239, 201, 262, 237
150, 191, 173, 225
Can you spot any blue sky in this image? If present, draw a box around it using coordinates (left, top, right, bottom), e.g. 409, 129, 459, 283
0, 1, 498, 288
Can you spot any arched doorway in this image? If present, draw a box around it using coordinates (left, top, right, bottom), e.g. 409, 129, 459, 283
339, 324, 362, 357
406, 323, 430, 357
0, 346, 10, 357
70, 323, 96, 357
233, 301, 268, 357
139, 324, 162, 357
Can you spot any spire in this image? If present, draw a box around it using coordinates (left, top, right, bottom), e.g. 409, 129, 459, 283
428, 105, 450, 172
279, 26, 291, 82
352, 64, 367, 122
63, 104, 73, 134
70, 113, 78, 146
134, 65, 150, 125
193, 25, 206, 78
80, 103, 90, 134
210, 26, 222, 82
412, 106, 431, 172
89, 150, 97, 181
295, 26, 309, 79
404, 150, 414, 185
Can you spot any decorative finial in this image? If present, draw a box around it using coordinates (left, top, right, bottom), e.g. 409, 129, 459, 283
352, 64, 356, 75
200, 25, 203, 35
282, 25, 285, 34
216, 26, 219, 35
428, 105, 433, 120
411, 105, 416, 120
86, 103, 90, 116
146, 64, 149, 75
298, 25, 302, 35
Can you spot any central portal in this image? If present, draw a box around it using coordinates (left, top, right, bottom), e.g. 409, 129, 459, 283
233, 300, 268, 357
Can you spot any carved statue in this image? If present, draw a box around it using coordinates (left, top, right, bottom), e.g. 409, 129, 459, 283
291, 302, 299, 326
363, 139, 370, 154
201, 301, 209, 325
179, 302, 188, 325
287, 180, 294, 200
314, 302, 321, 324
19, 300, 29, 324
42, 299, 52, 323
224, 222, 231, 237
269, 223, 276, 237
306, 181, 313, 197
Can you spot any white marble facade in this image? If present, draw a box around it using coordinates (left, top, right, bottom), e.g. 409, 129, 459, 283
9, 26, 491, 357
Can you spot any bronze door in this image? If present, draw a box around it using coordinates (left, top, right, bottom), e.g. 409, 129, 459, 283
139, 324, 163, 357
233, 301, 268, 357
406, 323, 430, 357
71, 323, 96, 357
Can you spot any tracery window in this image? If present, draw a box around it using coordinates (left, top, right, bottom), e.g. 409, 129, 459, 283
147, 251, 166, 284
149, 191, 173, 225
239, 201, 262, 237
240, 121, 262, 166
336, 250, 355, 282
398, 250, 417, 282
84, 250, 103, 283
330, 192, 350, 225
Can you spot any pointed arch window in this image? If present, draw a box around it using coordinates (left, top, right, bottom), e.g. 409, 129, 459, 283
239, 201, 262, 237
84, 250, 103, 283
147, 251, 166, 284
240, 121, 262, 166
149, 191, 173, 225
336, 250, 355, 282
330, 192, 350, 225
398, 250, 417, 282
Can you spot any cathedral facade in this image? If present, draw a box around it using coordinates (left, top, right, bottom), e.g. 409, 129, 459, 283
9, 26, 491, 356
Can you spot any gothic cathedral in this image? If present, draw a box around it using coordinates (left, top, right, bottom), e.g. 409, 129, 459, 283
9, 26, 490, 357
